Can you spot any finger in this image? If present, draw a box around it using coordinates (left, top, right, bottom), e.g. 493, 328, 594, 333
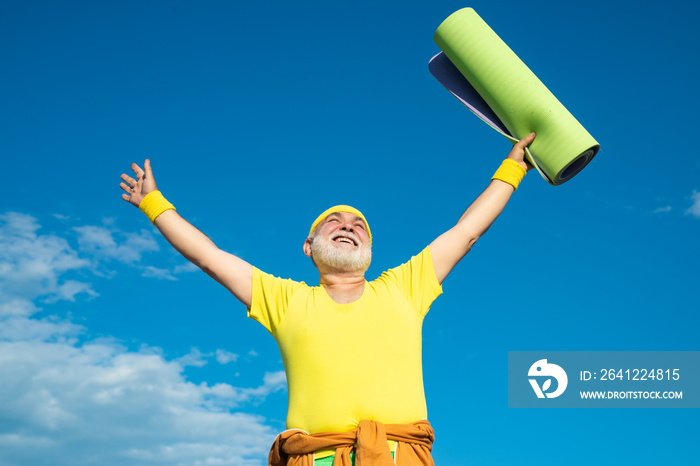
131, 162, 145, 179
514, 132, 536, 149
121, 193, 131, 202
144, 159, 153, 179
121, 174, 137, 186
120, 182, 134, 193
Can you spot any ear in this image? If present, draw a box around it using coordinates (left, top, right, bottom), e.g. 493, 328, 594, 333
303, 237, 313, 257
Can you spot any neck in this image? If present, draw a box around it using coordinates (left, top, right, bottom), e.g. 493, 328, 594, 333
319, 270, 366, 304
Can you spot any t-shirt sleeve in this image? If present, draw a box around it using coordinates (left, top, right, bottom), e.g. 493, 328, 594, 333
247, 267, 303, 335
380, 247, 443, 317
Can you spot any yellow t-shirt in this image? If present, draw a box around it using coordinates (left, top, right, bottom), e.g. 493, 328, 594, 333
248, 247, 442, 446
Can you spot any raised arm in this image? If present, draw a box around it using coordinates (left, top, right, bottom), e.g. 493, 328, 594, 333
428, 133, 535, 284
120, 160, 253, 307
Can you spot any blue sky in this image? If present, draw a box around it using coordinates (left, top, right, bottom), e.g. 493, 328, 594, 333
1, 0, 698, 464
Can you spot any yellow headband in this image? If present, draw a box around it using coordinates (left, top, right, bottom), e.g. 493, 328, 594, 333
308, 205, 372, 245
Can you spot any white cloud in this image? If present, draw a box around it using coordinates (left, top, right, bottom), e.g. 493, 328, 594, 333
216, 349, 239, 365
0, 315, 83, 346
0, 298, 39, 317
262, 371, 287, 392
174, 262, 199, 274
176, 347, 210, 368
46, 280, 99, 303
142, 263, 200, 281
685, 190, 700, 218
71, 223, 199, 281
142, 265, 178, 281
0, 317, 278, 465
0, 212, 284, 465
73, 225, 159, 263
653, 205, 671, 214
0, 213, 94, 316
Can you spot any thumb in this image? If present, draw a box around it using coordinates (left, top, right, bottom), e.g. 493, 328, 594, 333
514, 132, 536, 150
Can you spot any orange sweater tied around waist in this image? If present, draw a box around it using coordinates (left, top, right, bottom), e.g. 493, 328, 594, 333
268, 419, 435, 466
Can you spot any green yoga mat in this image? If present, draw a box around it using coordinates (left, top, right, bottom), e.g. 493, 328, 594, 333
431, 8, 599, 185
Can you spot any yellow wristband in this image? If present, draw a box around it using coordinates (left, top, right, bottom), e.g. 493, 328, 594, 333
139, 191, 175, 224
492, 159, 527, 190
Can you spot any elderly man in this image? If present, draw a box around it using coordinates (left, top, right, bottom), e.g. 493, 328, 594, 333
120, 132, 535, 465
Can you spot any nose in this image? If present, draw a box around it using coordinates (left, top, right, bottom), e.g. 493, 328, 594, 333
340, 223, 356, 235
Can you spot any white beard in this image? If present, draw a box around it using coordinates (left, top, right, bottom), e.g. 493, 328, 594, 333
310, 234, 372, 272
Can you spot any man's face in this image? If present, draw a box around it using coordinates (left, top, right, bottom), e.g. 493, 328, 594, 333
306, 212, 372, 273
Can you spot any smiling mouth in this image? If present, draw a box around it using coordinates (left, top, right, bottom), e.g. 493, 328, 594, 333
332, 235, 357, 246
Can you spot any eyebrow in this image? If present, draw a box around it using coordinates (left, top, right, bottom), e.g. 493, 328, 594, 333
324, 212, 367, 228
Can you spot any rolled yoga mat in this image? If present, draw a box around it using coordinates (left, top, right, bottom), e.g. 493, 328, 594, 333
430, 8, 599, 185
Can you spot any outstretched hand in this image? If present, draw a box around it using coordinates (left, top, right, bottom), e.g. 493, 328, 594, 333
507, 132, 536, 172
120, 159, 158, 207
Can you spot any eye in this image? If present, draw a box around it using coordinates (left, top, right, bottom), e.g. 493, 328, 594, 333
354, 223, 365, 230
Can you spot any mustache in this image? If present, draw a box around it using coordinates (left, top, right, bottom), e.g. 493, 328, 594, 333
329, 231, 361, 246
